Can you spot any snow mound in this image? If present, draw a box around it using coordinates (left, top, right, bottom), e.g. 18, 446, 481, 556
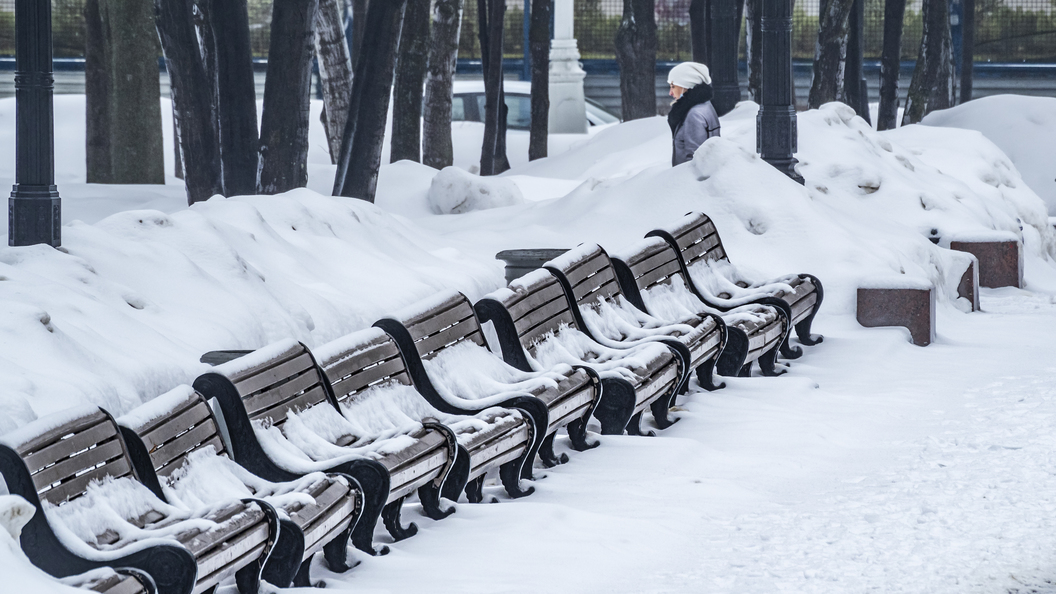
427, 166, 525, 214
921, 95, 1056, 215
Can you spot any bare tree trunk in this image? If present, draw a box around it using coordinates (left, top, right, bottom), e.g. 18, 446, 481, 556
391, 0, 431, 163
478, 0, 509, 175
528, 0, 550, 161
314, 0, 354, 164
877, 0, 905, 130
807, 0, 854, 108
154, 0, 223, 204
960, 0, 974, 102
172, 105, 183, 179
258, 0, 319, 194
902, 0, 953, 124
333, 0, 406, 200
615, 0, 657, 120
350, 0, 369, 65
85, 0, 110, 183
423, 0, 462, 170
689, 0, 708, 64
745, 0, 762, 101
843, 0, 869, 121
86, 0, 165, 184
209, 0, 258, 196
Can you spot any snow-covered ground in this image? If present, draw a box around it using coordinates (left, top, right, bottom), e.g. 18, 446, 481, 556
1, 94, 1055, 592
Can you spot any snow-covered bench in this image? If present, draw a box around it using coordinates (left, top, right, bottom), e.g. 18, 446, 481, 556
611, 237, 789, 378
0, 494, 155, 594
0, 407, 286, 594
542, 244, 721, 418
475, 269, 684, 436
316, 326, 544, 503
375, 291, 600, 469
647, 212, 824, 358
194, 341, 457, 548
116, 386, 362, 588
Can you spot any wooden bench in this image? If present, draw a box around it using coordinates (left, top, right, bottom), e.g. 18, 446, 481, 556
612, 237, 789, 377
117, 386, 362, 588
0, 406, 286, 594
647, 212, 824, 359
317, 326, 544, 503
194, 340, 457, 548
543, 243, 717, 422
375, 291, 599, 469
476, 269, 684, 437
72, 569, 155, 594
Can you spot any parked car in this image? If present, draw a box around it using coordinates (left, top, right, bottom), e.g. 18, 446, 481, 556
451, 80, 621, 129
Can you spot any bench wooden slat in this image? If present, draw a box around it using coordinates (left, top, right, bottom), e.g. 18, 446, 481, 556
139, 400, 213, 453
568, 258, 617, 298
155, 436, 227, 480
232, 351, 316, 398
681, 232, 723, 265
40, 456, 133, 506
21, 418, 115, 474
404, 301, 478, 345
31, 438, 124, 491
576, 275, 621, 307
413, 319, 485, 360
669, 217, 718, 249
242, 368, 325, 421
329, 355, 410, 399
520, 307, 577, 352
557, 249, 609, 290
635, 259, 683, 292
507, 279, 566, 322
147, 419, 224, 474
322, 336, 402, 385
515, 294, 572, 337
252, 385, 331, 427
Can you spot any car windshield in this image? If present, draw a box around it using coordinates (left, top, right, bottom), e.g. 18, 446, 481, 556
584, 98, 621, 124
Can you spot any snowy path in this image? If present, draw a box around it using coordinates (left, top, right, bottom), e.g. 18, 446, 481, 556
290, 291, 1056, 594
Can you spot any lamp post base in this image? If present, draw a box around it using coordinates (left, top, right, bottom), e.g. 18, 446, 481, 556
9, 185, 61, 247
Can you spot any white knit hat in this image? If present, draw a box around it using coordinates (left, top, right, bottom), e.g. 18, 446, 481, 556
667, 62, 712, 89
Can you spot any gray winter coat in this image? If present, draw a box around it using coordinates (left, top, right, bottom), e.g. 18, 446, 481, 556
672, 101, 720, 166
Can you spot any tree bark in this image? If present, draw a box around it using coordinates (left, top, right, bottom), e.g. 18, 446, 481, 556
333, 0, 406, 200
314, 0, 354, 164
843, 0, 869, 121
959, 0, 974, 103
745, 0, 762, 101
391, 0, 431, 163
689, 0, 708, 65
154, 0, 223, 204
208, 0, 258, 196
877, 0, 906, 130
478, 0, 509, 175
85, 0, 165, 184
807, 0, 855, 108
615, 0, 658, 120
258, 0, 319, 194
350, 0, 369, 65
902, 0, 953, 124
708, 0, 741, 115
422, 0, 463, 170
528, 0, 550, 161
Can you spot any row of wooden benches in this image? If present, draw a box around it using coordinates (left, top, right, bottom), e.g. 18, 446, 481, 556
1, 212, 823, 594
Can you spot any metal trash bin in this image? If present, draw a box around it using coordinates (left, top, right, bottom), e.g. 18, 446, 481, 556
495, 249, 570, 284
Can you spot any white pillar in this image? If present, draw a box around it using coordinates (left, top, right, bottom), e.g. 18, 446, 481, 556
549, 0, 587, 134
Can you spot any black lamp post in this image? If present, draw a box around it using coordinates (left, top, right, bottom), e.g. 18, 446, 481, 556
9, 0, 61, 247
708, 0, 741, 115
756, 0, 803, 184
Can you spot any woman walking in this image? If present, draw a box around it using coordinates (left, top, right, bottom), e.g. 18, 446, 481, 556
668, 62, 720, 166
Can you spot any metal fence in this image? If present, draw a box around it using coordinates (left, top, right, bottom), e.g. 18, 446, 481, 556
0, 0, 1053, 63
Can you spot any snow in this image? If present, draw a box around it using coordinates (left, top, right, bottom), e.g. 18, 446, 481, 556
0, 91, 1055, 592
426, 166, 525, 214
0, 495, 98, 593
922, 95, 1056, 215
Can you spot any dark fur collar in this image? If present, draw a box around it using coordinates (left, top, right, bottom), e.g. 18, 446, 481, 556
668, 83, 714, 133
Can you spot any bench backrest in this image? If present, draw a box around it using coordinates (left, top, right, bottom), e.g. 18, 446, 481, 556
222, 342, 333, 428
614, 237, 686, 296
9, 408, 135, 507
319, 328, 415, 407
652, 212, 729, 268
121, 388, 229, 481
499, 270, 580, 356
546, 244, 624, 310
398, 292, 488, 361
